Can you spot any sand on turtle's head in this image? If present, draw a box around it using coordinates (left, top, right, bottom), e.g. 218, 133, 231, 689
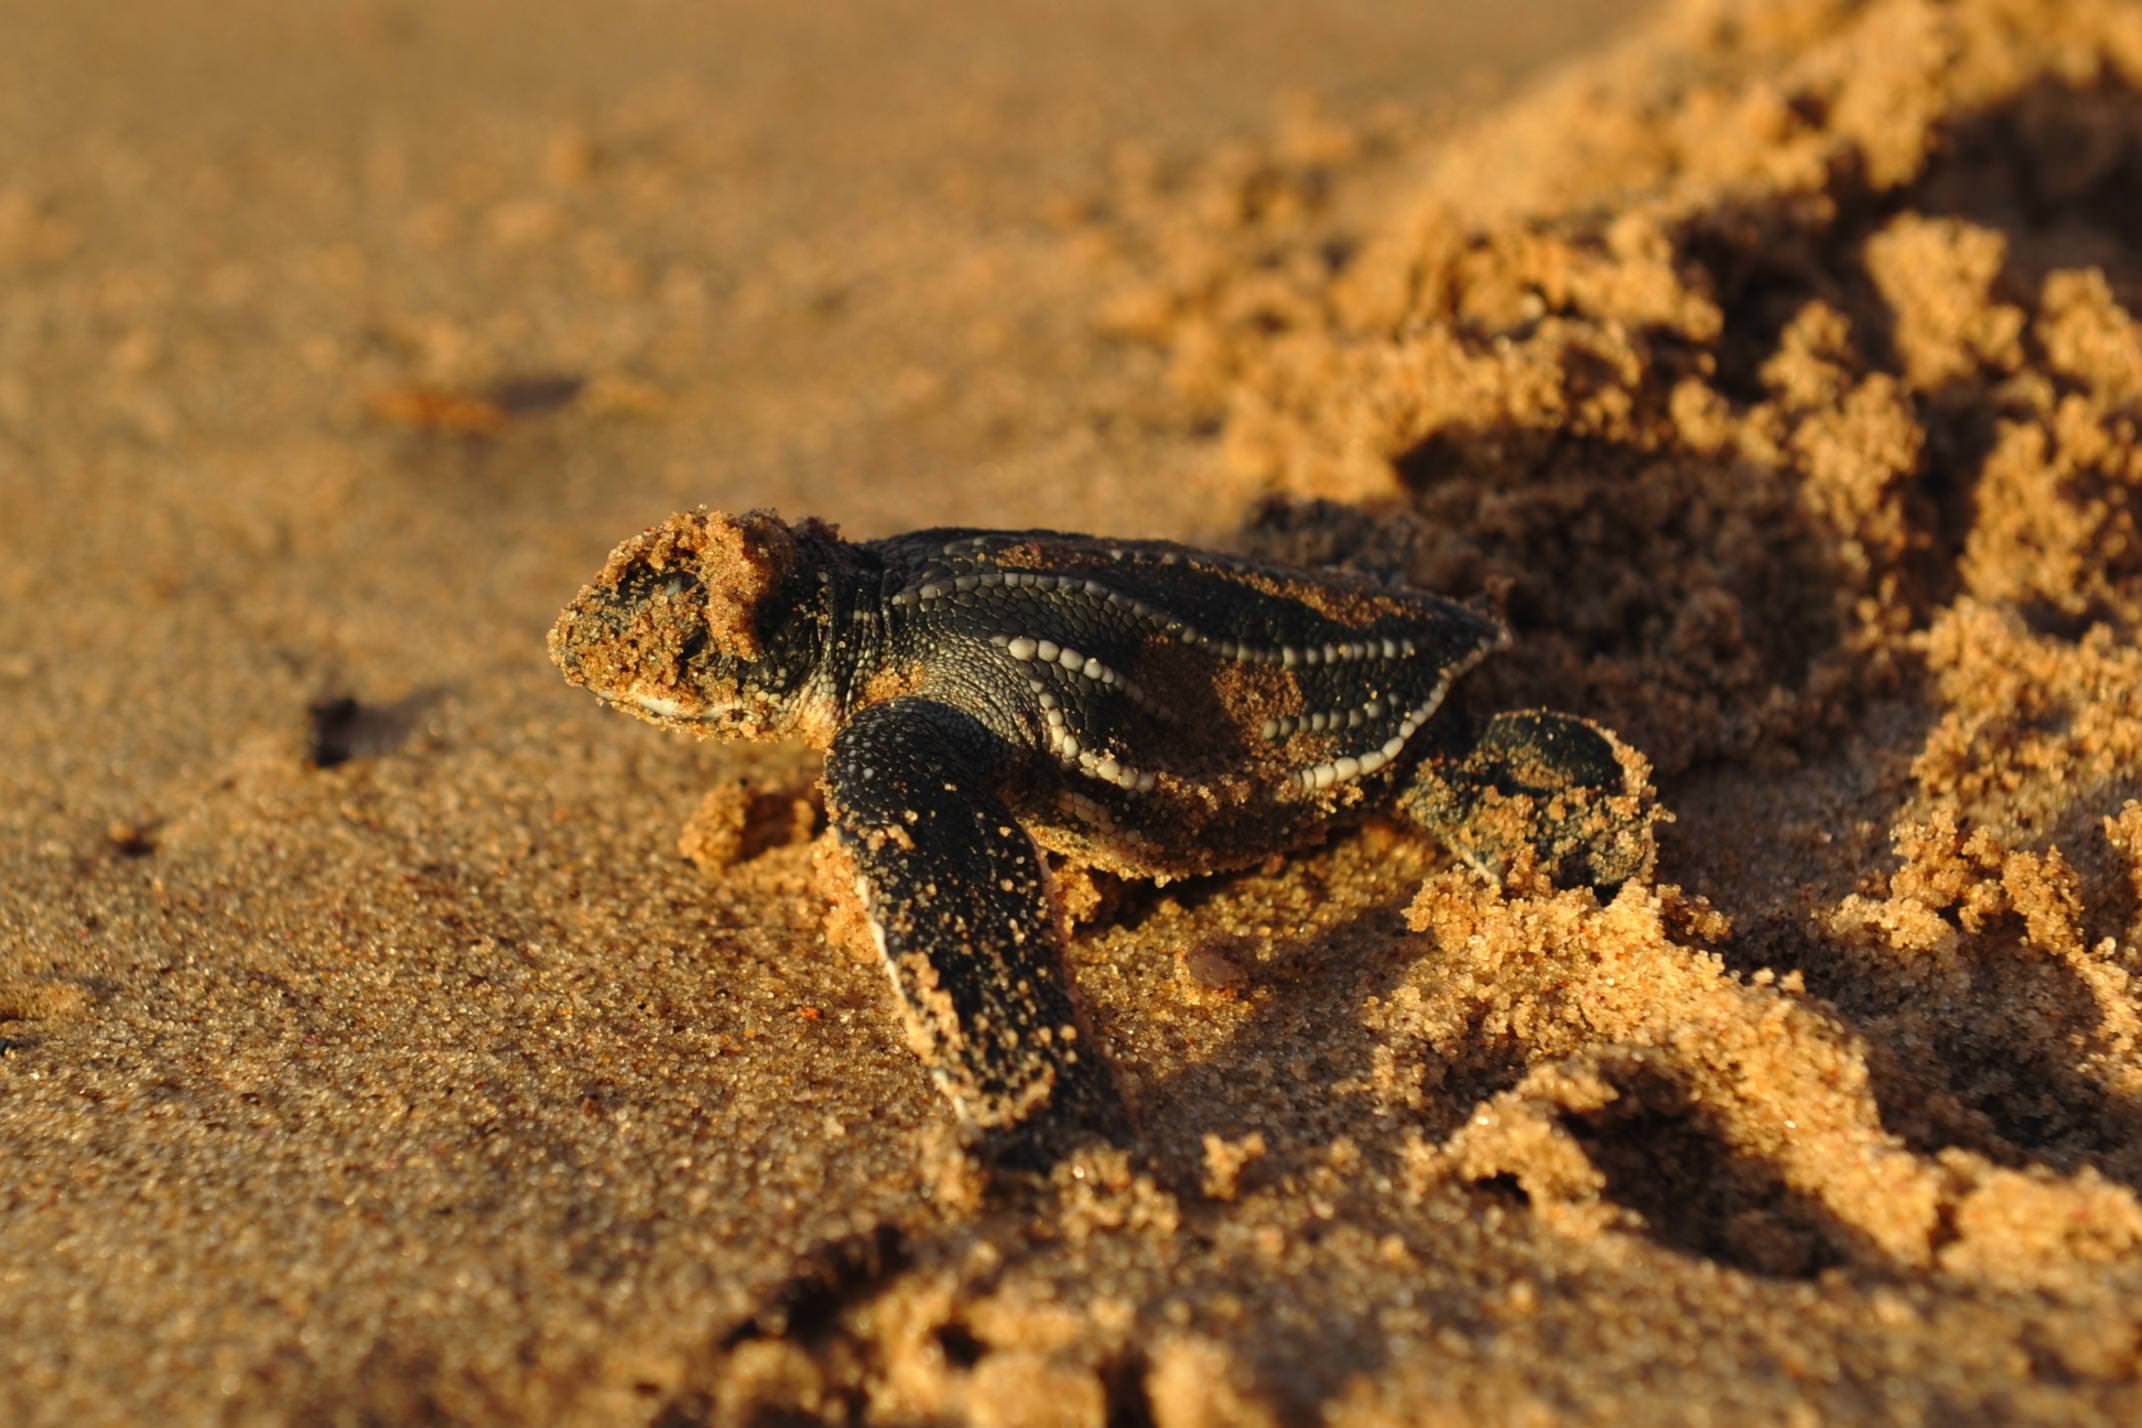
548, 508, 839, 739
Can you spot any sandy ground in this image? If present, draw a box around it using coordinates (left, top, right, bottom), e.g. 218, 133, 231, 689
5, 0, 2142, 1423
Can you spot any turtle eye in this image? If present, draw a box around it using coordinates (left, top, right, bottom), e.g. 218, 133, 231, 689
655, 572, 696, 600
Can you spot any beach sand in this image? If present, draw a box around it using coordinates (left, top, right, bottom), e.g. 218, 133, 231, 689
4, 0, 2140, 1422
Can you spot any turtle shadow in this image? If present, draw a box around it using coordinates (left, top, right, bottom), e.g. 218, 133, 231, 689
1106, 870, 1895, 1417
1105, 894, 1456, 1419
1556, 1057, 1899, 1280
1120, 866, 1895, 1267
1121, 893, 1428, 1173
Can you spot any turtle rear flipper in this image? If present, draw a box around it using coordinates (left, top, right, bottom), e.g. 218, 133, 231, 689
1401, 709, 1658, 891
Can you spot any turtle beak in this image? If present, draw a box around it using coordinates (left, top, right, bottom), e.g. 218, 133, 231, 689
548, 581, 649, 697
549, 559, 716, 715
547, 595, 601, 690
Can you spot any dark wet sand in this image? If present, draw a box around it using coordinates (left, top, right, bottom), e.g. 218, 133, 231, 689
4, 1, 2141, 1423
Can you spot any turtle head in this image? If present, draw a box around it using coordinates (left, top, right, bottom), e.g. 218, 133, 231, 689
549, 508, 842, 743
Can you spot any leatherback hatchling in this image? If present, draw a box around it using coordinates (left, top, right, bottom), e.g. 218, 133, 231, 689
550, 509, 1655, 1161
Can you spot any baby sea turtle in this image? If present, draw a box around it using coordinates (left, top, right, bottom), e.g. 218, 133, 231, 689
550, 510, 1655, 1162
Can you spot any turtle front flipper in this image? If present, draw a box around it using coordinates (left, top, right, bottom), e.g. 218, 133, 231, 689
824, 696, 1126, 1164
1400, 709, 1658, 891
